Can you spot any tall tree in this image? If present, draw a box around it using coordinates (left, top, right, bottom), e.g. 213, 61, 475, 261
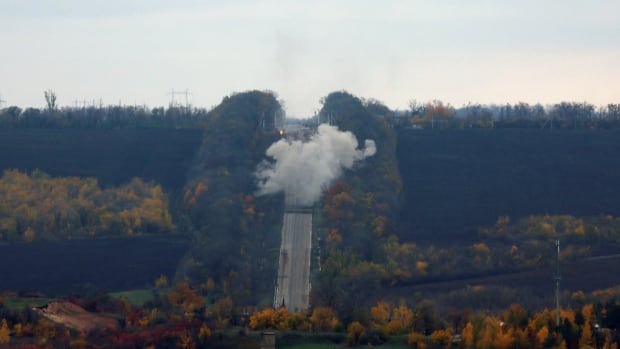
44, 89, 57, 112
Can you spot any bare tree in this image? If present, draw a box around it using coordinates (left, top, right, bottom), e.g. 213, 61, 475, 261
44, 89, 57, 112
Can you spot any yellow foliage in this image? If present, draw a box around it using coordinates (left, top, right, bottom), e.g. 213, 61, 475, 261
472, 243, 491, 255
23, 227, 35, 242
13, 323, 22, 337
202, 278, 216, 292
579, 321, 593, 348
0, 170, 176, 241
430, 329, 452, 348
326, 229, 342, 244
155, 274, 169, 288
250, 308, 275, 329
370, 301, 390, 327
137, 315, 149, 327
492, 328, 514, 349
461, 322, 474, 349
249, 308, 293, 330
372, 215, 388, 238
310, 307, 339, 331
199, 323, 212, 340
574, 223, 585, 235
536, 326, 549, 348
389, 301, 414, 334
540, 222, 554, 235
0, 319, 10, 344
167, 282, 205, 317
275, 308, 292, 331
477, 316, 500, 349
211, 296, 234, 328
346, 321, 366, 346
178, 330, 195, 349
497, 215, 511, 225
510, 245, 518, 255
416, 260, 429, 274
407, 332, 426, 348
582, 304, 595, 323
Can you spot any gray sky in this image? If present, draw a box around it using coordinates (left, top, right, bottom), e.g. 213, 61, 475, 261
1, 0, 618, 117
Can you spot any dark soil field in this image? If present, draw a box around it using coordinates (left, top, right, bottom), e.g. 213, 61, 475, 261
397, 129, 620, 242
0, 235, 189, 296
386, 253, 620, 311
0, 128, 203, 189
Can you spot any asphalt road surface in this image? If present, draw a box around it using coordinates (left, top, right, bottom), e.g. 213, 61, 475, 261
274, 211, 312, 312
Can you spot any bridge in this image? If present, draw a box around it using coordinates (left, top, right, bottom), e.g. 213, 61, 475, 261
273, 203, 312, 312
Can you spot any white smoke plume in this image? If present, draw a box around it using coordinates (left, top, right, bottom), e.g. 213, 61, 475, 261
255, 124, 376, 206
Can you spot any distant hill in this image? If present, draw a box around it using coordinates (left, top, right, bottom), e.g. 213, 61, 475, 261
0, 128, 203, 189
397, 128, 620, 242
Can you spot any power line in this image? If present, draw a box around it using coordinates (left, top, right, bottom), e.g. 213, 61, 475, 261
167, 88, 192, 110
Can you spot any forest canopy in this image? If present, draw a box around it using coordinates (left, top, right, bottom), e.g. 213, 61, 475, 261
0, 170, 175, 242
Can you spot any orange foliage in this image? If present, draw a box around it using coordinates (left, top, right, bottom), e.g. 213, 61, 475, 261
388, 302, 414, 334
346, 321, 365, 346
407, 332, 427, 349
370, 301, 390, 328
430, 329, 452, 348
461, 321, 474, 349
0, 319, 9, 344
167, 283, 205, 317
310, 307, 339, 331
535, 326, 549, 349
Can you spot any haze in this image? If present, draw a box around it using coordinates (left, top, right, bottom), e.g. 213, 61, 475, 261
1, 0, 618, 117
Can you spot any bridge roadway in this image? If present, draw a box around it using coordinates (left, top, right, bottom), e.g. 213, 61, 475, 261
274, 211, 312, 312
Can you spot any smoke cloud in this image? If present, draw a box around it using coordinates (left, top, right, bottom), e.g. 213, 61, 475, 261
255, 124, 376, 206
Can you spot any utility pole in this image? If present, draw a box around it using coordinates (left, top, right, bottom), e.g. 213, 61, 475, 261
168, 89, 192, 111
168, 89, 177, 107
0, 94, 6, 108
555, 239, 561, 327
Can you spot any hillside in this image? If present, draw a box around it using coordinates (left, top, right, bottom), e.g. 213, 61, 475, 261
178, 90, 285, 306
397, 128, 620, 242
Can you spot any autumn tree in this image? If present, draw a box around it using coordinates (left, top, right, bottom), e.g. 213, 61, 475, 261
249, 308, 277, 330
0, 319, 9, 344
346, 321, 366, 346
387, 301, 414, 335
0, 170, 175, 241
407, 331, 427, 349
370, 301, 390, 331
310, 307, 340, 331
167, 283, 205, 318
461, 322, 474, 349
430, 328, 453, 348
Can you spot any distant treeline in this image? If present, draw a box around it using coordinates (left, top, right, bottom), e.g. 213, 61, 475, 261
4, 98, 620, 130
399, 101, 620, 129
0, 105, 207, 129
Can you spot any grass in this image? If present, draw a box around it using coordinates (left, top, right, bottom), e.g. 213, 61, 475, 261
2, 296, 51, 309
109, 287, 171, 306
